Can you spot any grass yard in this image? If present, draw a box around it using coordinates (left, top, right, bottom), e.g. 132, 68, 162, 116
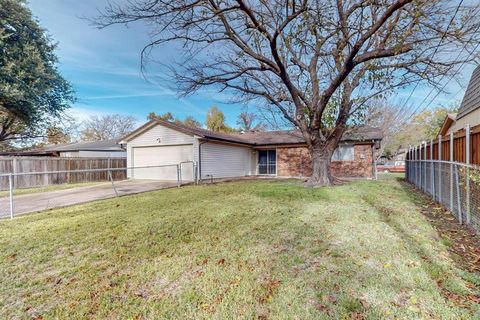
1, 176, 479, 319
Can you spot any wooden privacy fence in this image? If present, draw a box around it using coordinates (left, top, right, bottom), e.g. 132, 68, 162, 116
0, 157, 127, 190
406, 123, 480, 233
406, 123, 480, 165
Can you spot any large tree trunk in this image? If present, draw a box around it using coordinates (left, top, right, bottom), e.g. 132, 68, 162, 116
305, 142, 336, 187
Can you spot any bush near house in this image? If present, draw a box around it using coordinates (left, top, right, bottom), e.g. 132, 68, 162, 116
1, 177, 479, 318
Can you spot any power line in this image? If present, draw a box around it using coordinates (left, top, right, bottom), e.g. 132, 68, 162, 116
419, 41, 480, 112
399, 26, 480, 126
397, 0, 465, 115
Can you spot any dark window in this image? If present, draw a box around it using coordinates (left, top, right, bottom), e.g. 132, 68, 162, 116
258, 150, 276, 175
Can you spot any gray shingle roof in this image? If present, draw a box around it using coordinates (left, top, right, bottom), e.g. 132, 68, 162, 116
236, 127, 383, 145
146, 119, 382, 146
457, 65, 480, 120
42, 139, 124, 152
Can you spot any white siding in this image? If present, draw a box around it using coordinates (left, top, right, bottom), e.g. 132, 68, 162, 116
448, 108, 480, 134
76, 151, 126, 158
200, 142, 252, 179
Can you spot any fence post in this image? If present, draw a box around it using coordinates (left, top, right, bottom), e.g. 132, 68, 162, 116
438, 134, 442, 204
12, 157, 18, 189
407, 146, 411, 182
108, 170, 118, 197
423, 142, 427, 192
455, 163, 463, 224
177, 164, 181, 187
450, 132, 454, 213
412, 146, 416, 184
413, 146, 418, 186
8, 173, 13, 219
431, 139, 435, 201
465, 124, 471, 224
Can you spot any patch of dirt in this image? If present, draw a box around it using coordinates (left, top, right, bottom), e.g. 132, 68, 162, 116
406, 186, 480, 308
415, 195, 480, 273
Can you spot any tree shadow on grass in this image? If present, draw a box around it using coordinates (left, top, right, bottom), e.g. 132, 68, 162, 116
362, 178, 480, 310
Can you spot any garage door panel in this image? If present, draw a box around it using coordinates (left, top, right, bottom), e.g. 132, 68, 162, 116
132, 145, 193, 181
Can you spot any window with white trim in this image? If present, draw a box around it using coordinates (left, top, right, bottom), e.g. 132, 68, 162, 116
331, 145, 354, 161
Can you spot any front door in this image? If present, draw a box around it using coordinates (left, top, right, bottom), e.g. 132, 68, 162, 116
258, 150, 276, 175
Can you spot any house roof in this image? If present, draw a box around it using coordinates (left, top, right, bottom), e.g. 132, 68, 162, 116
0, 139, 125, 157
457, 65, 480, 120
438, 113, 457, 137
235, 126, 383, 145
41, 139, 125, 152
121, 119, 383, 146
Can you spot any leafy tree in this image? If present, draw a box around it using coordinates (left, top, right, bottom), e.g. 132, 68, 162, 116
147, 112, 174, 122
95, 0, 480, 186
366, 102, 458, 160
205, 106, 235, 132
46, 127, 70, 145
148, 112, 201, 128
81, 114, 137, 141
183, 116, 202, 128
0, 0, 74, 143
236, 112, 265, 132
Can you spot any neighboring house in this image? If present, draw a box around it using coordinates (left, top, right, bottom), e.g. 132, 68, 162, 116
0, 139, 126, 158
439, 65, 480, 136
119, 119, 382, 181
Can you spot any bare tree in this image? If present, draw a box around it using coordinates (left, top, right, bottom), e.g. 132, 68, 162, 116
237, 112, 265, 131
81, 114, 137, 141
363, 102, 408, 161
94, 0, 480, 186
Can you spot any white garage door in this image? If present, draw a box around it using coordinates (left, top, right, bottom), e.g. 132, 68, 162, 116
132, 145, 194, 181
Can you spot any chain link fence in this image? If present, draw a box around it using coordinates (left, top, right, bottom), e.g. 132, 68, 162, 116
0, 162, 197, 219
406, 160, 480, 231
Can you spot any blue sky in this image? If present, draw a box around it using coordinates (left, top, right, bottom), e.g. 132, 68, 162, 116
28, 0, 475, 128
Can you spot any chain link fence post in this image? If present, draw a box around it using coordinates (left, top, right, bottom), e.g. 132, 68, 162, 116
455, 163, 463, 224
414, 146, 418, 186
466, 124, 471, 224
438, 135, 442, 204
423, 142, 426, 192
450, 132, 454, 213
176, 164, 181, 187
108, 169, 118, 197
8, 173, 14, 219
430, 139, 435, 201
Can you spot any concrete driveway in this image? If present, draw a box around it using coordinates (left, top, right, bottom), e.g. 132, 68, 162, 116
0, 180, 179, 218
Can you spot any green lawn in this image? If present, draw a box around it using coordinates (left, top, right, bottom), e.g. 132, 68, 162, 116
1, 177, 479, 319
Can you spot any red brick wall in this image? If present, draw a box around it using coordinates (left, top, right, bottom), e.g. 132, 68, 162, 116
276, 144, 374, 179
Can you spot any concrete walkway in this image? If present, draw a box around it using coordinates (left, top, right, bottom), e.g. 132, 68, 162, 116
0, 180, 179, 218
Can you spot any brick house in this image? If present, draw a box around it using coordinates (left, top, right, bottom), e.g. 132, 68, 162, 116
120, 119, 382, 181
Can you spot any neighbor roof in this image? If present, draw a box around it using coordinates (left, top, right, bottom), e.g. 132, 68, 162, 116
457, 65, 480, 120
438, 113, 457, 137
121, 119, 382, 146
42, 139, 124, 152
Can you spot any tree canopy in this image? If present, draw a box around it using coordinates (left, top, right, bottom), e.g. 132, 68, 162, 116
0, 0, 74, 144
148, 112, 202, 128
95, 0, 480, 186
236, 112, 265, 132
205, 106, 235, 132
81, 114, 137, 141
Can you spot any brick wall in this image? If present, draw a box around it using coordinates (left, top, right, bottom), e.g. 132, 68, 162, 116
276, 144, 374, 179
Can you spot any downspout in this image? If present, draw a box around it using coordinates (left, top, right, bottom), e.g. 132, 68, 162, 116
372, 140, 377, 180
